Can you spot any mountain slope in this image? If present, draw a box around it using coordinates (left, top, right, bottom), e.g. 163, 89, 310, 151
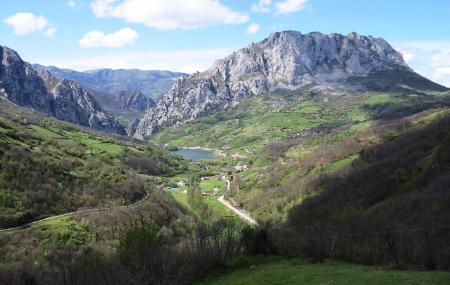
0, 45, 124, 134
92, 89, 157, 125
0, 99, 185, 228
131, 31, 446, 139
279, 112, 450, 269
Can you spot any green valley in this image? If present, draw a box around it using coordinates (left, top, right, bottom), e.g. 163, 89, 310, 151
1, 14, 450, 285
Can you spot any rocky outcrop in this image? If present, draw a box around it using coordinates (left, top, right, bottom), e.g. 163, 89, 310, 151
0, 45, 124, 134
0, 46, 53, 113
117, 90, 155, 112
46, 75, 125, 134
132, 31, 409, 139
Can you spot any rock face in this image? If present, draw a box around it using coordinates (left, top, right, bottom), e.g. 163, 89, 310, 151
132, 31, 409, 139
117, 90, 156, 112
0, 45, 124, 134
0, 46, 53, 113
43, 72, 125, 134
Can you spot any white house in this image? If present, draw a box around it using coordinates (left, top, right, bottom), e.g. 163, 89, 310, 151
234, 163, 248, 172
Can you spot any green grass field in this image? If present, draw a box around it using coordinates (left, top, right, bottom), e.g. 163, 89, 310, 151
204, 197, 233, 217
200, 178, 226, 193
168, 190, 233, 218
168, 190, 191, 209
198, 257, 450, 285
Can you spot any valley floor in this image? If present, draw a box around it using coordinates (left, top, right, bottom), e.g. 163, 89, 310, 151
197, 257, 450, 285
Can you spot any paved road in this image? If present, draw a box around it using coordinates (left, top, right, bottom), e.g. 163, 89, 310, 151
0, 190, 151, 234
218, 195, 258, 226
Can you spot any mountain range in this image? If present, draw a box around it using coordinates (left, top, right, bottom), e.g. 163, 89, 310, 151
32, 64, 187, 100
1, 31, 448, 138
32, 64, 185, 123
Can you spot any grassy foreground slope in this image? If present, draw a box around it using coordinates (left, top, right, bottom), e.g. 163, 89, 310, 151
0, 100, 186, 228
198, 257, 450, 285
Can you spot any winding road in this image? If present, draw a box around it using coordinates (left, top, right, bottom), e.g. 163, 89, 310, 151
218, 195, 258, 226
0, 190, 152, 234
1, 174, 259, 233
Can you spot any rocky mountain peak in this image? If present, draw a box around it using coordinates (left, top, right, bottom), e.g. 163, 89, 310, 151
0, 45, 124, 134
0, 46, 53, 113
131, 31, 409, 139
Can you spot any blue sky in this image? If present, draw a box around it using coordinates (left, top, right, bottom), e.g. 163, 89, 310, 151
1, 0, 450, 86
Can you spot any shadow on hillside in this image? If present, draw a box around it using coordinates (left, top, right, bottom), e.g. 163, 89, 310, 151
361, 92, 450, 120
277, 114, 450, 269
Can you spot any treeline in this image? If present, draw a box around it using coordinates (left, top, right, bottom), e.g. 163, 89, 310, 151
275, 114, 450, 269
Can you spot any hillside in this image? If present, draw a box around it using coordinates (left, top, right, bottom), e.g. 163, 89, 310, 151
93, 89, 157, 125
279, 111, 450, 268
0, 100, 185, 228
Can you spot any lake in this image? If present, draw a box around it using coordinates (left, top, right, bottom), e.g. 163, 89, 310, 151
170, 148, 215, 160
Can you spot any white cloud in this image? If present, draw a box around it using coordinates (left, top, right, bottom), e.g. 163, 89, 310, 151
395, 41, 450, 87
43, 27, 57, 37
90, 0, 249, 30
4, 12, 56, 36
251, 0, 308, 15
91, 0, 115, 17
68, 0, 76, 7
41, 48, 232, 73
252, 0, 272, 13
247, 23, 261, 34
79, 28, 139, 48
275, 0, 308, 15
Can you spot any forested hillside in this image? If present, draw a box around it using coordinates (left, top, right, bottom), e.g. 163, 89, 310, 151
0, 100, 185, 228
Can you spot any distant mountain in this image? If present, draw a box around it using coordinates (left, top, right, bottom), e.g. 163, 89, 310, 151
32, 64, 188, 100
130, 31, 447, 139
0, 45, 124, 134
117, 90, 156, 112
